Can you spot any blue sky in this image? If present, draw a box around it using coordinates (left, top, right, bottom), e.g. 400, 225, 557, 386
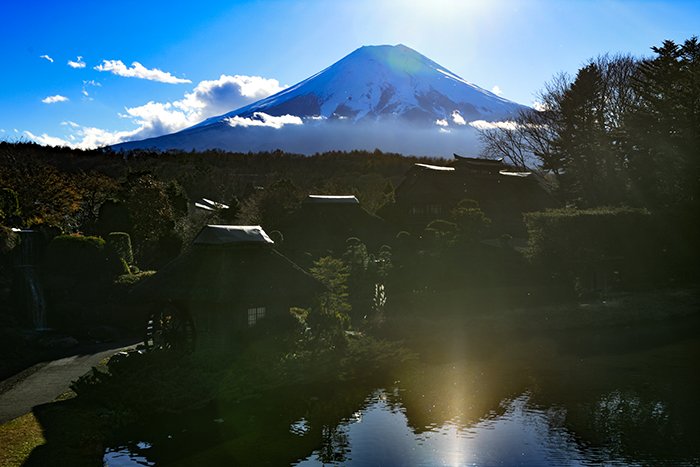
1, 0, 698, 148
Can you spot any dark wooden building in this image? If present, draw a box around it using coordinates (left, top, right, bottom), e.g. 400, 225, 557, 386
274, 195, 395, 262
135, 225, 321, 348
379, 154, 555, 236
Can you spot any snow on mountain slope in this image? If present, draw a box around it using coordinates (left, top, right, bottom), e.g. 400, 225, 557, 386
113, 44, 528, 156
194, 44, 526, 126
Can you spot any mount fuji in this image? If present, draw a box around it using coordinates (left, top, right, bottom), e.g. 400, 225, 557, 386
113, 44, 528, 156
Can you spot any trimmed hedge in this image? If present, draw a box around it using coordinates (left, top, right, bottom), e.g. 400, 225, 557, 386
524, 207, 656, 287
0, 187, 20, 222
0, 226, 18, 254
44, 234, 122, 278
526, 207, 651, 261
106, 232, 134, 265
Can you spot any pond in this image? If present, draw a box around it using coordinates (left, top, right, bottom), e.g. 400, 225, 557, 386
103, 316, 700, 466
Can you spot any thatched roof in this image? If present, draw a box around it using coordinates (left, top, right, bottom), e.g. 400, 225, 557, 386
414, 163, 455, 172
276, 195, 395, 254
132, 226, 319, 307
193, 225, 273, 245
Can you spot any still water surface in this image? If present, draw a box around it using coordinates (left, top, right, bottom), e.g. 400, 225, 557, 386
104, 320, 700, 466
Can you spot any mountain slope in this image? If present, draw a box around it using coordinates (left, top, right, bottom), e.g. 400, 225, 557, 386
114, 44, 528, 155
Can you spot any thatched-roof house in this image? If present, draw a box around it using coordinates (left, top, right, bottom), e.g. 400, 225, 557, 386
135, 225, 321, 348
274, 195, 394, 262
379, 154, 555, 235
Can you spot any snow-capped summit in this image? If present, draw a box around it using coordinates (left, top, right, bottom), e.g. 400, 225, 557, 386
114, 44, 527, 155
195, 44, 525, 127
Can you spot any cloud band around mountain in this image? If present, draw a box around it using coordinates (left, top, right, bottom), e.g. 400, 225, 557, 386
225, 112, 303, 129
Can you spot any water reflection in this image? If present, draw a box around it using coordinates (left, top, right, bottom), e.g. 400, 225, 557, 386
103, 324, 700, 466
104, 441, 155, 466
296, 391, 629, 466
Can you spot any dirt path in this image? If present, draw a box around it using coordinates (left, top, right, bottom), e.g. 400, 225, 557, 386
0, 341, 138, 424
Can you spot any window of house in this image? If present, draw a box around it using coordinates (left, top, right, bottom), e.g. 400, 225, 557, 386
247, 306, 266, 326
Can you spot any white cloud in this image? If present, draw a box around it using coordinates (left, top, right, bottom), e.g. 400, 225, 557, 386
26, 73, 285, 149
73, 126, 143, 148
435, 118, 449, 127
68, 56, 86, 68
39, 54, 54, 63
225, 112, 303, 129
41, 95, 69, 104
451, 110, 466, 125
23, 131, 70, 147
491, 85, 503, 96
81, 80, 101, 98
94, 60, 191, 84
468, 120, 520, 131
25, 125, 143, 149
175, 74, 283, 114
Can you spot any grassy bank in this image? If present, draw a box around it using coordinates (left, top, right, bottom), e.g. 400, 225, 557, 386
0, 413, 45, 467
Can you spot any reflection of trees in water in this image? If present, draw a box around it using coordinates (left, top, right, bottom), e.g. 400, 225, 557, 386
558, 387, 698, 463
528, 337, 700, 464
316, 424, 351, 464
593, 390, 669, 446
392, 360, 526, 434
96, 382, 375, 466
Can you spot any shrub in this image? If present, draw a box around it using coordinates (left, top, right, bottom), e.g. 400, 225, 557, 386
308, 256, 351, 349
44, 234, 118, 278
450, 199, 491, 242
0, 226, 18, 254
524, 207, 655, 287
0, 187, 20, 223
106, 232, 133, 265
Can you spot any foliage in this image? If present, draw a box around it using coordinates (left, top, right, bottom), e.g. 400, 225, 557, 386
0, 225, 18, 254
450, 199, 492, 242
308, 256, 351, 348
553, 62, 630, 206
625, 37, 700, 209
342, 238, 393, 325
0, 187, 20, 223
525, 207, 654, 288
479, 37, 699, 214
239, 178, 303, 227
113, 270, 156, 287
165, 179, 189, 217
106, 232, 133, 265
72, 171, 119, 234
45, 234, 106, 273
96, 172, 186, 268
69, 333, 413, 421
424, 219, 458, 247
0, 159, 82, 229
